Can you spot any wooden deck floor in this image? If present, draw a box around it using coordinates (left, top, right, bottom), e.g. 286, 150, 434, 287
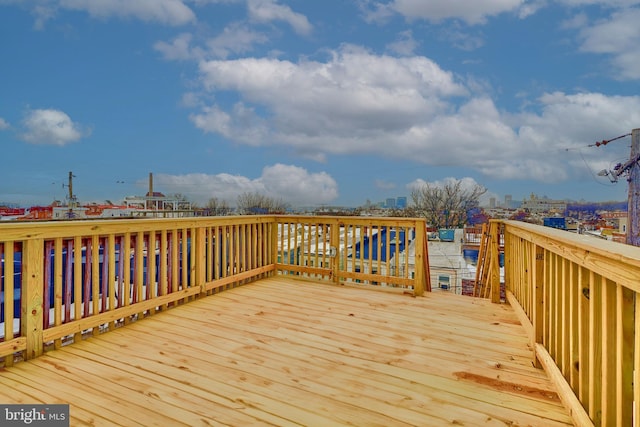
0, 276, 573, 426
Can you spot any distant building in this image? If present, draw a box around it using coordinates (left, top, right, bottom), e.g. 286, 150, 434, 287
504, 195, 512, 209
124, 191, 193, 218
521, 193, 567, 214
385, 198, 396, 209
396, 196, 407, 209
599, 211, 628, 243
489, 197, 496, 209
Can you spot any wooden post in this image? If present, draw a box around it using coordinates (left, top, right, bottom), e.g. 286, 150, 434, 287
21, 239, 44, 360
618, 286, 634, 427
73, 235, 83, 338
532, 245, 544, 368
196, 227, 207, 295
473, 223, 488, 297
413, 220, 426, 296
489, 221, 501, 303
4, 242, 15, 366
107, 234, 116, 330
423, 228, 431, 292
270, 219, 277, 271
331, 221, 340, 285
627, 128, 640, 246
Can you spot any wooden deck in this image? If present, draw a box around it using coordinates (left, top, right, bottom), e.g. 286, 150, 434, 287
0, 277, 573, 426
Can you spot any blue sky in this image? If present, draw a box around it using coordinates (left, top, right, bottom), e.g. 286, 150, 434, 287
1, 0, 639, 208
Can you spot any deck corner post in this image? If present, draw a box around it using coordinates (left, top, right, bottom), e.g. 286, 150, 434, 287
270, 218, 278, 274
21, 238, 44, 360
413, 219, 427, 296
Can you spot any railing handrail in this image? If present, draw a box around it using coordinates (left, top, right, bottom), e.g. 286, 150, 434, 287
500, 219, 640, 292
0, 215, 275, 240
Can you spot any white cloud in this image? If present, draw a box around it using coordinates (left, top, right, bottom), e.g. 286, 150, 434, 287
359, 1, 395, 24
195, 46, 467, 147
560, 12, 588, 30
20, 108, 89, 146
558, 0, 640, 6
152, 172, 263, 204
153, 164, 338, 205
32, 4, 58, 29
259, 164, 338, 204
517, 0, 546, 19
188, 0, 243, 4
408, 176, 484, 192
370, 0, 526, 25
440, 28, 485, 51
155, 23, 268, 62
191, 105, 232, 136
59, 0, 195, 26
190, 102, 269, 145
0, 117, 9, 130
206, 22, 268, 58
247, 0, 312, 35
154, 33, 203, 61
0, 0, 59, 29
386, 30, 419, 56
180, 91, 203, 108
190, 45, 640, 183
576, 8, 640, 79
512, 91, 640, 178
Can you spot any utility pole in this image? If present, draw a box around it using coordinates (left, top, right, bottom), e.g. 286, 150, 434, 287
595, 129, 640, 246
627, 129, 640, 246
66, 171, 77, 219
148, 172, 153, 210
68, 171, 74, 206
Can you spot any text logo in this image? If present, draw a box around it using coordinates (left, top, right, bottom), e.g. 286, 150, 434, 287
0, 405, 69, 426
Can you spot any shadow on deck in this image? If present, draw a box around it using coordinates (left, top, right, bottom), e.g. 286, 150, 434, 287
0, 277, 573, 426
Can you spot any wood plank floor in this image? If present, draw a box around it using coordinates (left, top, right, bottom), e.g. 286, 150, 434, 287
0, 276, 574, 426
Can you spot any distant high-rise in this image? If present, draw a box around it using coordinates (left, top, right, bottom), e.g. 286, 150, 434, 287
505, 195, 512, 209
385, 198, 396, 209
396, 196, 407, 209
489, 197, 496, 208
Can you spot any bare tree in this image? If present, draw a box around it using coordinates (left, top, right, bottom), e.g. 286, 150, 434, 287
205, 197, 231, 216
411, 179, 486, 229
236, 192, 288, 214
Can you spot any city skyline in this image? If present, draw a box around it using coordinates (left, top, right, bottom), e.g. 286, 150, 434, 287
2, 187, 628, 211
1, 1, 638, 207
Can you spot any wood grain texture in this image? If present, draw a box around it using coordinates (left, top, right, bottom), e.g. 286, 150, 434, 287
0, 277, 573, 426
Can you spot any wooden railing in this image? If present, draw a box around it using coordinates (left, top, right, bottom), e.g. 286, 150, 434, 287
0, 215, 429, 365
490, 219, 639, 427
275, 216, 429, 292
